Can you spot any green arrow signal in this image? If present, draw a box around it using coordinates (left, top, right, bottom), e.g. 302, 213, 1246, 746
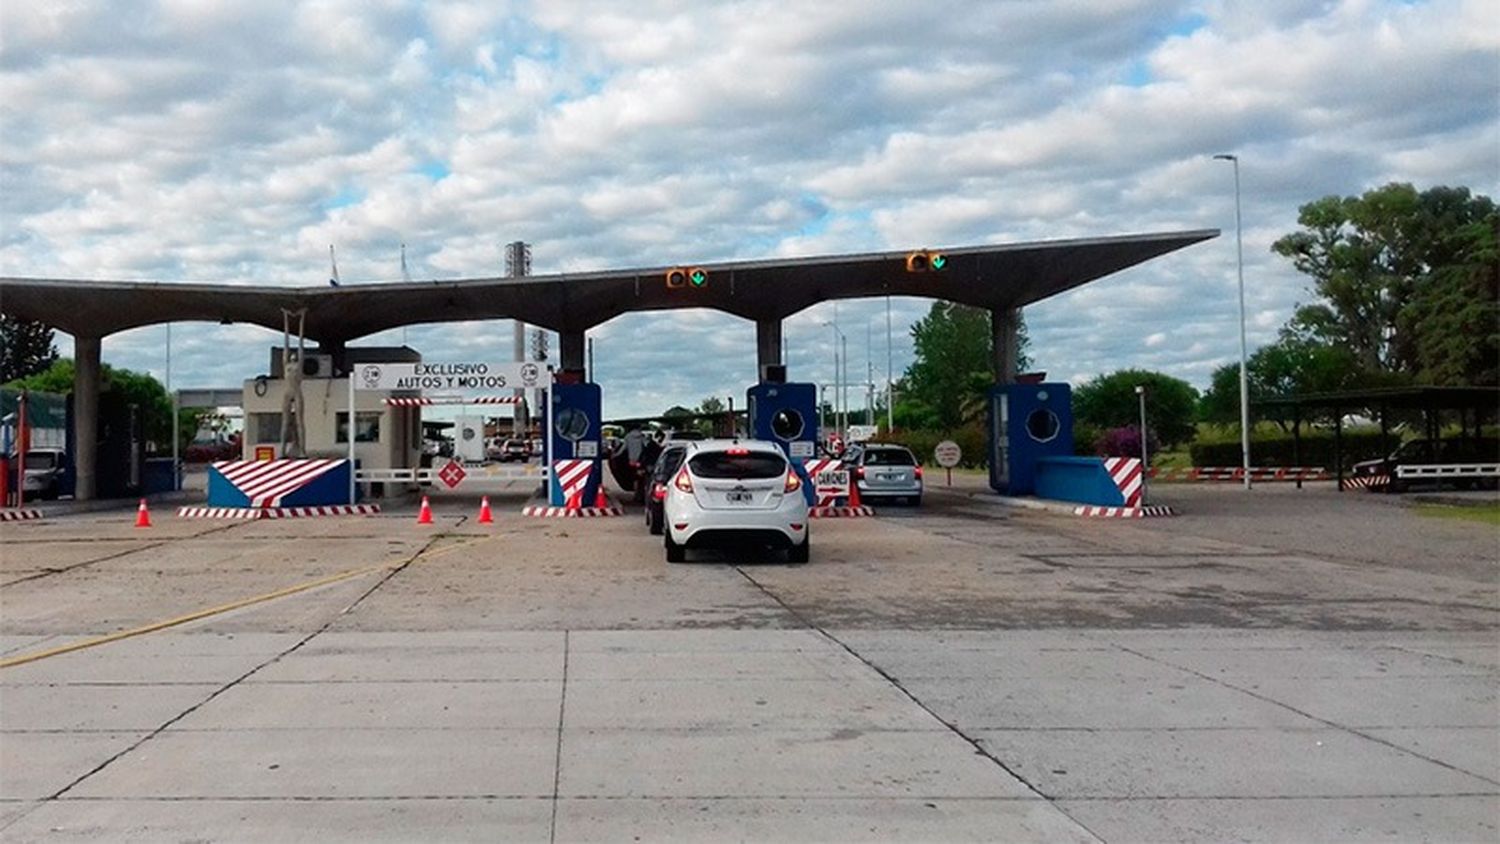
690, 270, 707, 286
930, 254, 947, 270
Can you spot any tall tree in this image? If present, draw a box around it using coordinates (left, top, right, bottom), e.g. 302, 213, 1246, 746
1074, 369, 1199, 447
1272, 183, 1496, 379
0, 315, 60, 383
9, 358, 174, 447
900, 303, 1030, 431
1198, 336, 1367, 429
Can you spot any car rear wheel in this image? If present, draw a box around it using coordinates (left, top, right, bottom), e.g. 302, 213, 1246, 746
787, 536, 809, 564
665, 531, 686, 563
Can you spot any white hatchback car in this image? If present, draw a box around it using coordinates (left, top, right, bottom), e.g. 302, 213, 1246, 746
662, 439, 811, 563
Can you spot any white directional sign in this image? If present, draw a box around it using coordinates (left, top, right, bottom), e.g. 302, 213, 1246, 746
934, 440, 962, 468
354, 361, 546, 392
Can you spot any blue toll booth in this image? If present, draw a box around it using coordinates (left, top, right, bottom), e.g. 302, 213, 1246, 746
988, 382, 1074, 495
546, 382, 604, 507
746, 381, 820, 505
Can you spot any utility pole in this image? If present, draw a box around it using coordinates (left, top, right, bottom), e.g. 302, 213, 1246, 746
506, 241, 531, 433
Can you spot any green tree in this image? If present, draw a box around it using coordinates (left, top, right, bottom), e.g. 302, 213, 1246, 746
900, 303, 1030, 431
8, 358, 174, 449
1198, 336, 1367, 429
1272, 183, 1496, 379
1399, 214, 1499, 385
1074, 369, 1199, 447
696, 396, 726, 415
0, 315, 60, 383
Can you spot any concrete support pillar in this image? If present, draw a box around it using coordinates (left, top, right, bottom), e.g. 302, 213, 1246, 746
73, 335, 102, 501
991, 307, 1020, 385
560, 331, 586, 373
755, 319, 783, 377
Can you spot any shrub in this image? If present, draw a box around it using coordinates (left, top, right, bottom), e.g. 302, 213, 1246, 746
1092, 425, 1159, 459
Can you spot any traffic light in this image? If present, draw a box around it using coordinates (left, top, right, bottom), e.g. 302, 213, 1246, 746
665, 267, 709, 289
905, 250, 948, 273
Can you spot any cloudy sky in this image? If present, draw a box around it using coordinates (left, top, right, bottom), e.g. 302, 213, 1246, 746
3, 0, 1496, 419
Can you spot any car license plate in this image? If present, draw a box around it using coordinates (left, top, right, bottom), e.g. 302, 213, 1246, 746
880, 473, 897, 481
727, 490, 752, 503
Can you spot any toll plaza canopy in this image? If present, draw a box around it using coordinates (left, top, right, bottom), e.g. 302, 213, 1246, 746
0, 230, 1216, 342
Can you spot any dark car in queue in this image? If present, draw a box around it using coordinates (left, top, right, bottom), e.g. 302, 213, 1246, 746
847, 443, 923, 505
643, 442, 690, 535
1351, 437, 1500, 492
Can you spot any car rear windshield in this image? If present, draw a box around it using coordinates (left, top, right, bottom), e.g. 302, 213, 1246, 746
689, 451, 787, 479
23, 453, 58, 470
863, 448, 915, 466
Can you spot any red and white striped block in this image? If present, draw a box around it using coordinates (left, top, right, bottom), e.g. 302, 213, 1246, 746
809, 505, 875, 518
1340, 474, 1389, 491
177, 506, 264, 519
1073, 505, 1177, 518
212, 459, 346, 508
0, 508, 44, 522
1103, 457, 1143, 507
553, 459, 594, 508
521, 505, 624, 517
260, 504, 381, 518
384, 396, 522, 406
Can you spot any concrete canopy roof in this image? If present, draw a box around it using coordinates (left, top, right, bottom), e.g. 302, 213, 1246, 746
0, 230, 1216, 342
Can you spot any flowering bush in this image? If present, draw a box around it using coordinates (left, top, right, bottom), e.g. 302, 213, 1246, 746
1093, 425, 1159, 459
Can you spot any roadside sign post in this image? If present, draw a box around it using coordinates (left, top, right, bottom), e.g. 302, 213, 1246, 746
934, 440, 961, 486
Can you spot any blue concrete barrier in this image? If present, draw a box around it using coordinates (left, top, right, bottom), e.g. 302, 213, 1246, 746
1035, 456, 1130, 507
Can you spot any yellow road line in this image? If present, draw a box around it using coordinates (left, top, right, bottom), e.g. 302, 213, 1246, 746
0, 536, 490, 670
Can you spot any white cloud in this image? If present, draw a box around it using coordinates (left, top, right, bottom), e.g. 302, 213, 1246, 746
1, 0, 1495, 417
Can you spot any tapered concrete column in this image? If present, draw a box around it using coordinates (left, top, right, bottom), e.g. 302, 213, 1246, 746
73, 335, 102, 501
991, 307, 1020, 385
560, 331, 586, 373
755, 319, 783, 376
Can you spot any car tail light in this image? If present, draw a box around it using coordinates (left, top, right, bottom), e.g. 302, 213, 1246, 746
673, 468, 694, 493
784, 471, 802, 493
726, 447, 749, 455
651, 483, 667, 501
853, 466, 865, 480
914, 466, 923, 479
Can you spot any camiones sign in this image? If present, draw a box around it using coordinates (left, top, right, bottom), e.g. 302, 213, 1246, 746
355, 362, 546, 392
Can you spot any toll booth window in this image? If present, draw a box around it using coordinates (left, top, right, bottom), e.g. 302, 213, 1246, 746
554, 407, 590, 441
1026, 409, 1060, 443
336, 412, 382, 444
770, 409, 804, 441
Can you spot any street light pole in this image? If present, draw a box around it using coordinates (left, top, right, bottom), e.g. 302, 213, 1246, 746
1214, 153, 1252, 490
885, 295, 894, 433
821, 320, 847, 436
1136, 384, 1149, 506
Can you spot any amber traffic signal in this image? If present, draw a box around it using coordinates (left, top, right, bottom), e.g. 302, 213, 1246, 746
905, 250, 947, 273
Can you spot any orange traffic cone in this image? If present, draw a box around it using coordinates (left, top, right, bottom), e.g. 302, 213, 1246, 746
416, 495, 433, 525
477, 496, 493, 524
134, 498, 152, 528
594, 487, 609, 508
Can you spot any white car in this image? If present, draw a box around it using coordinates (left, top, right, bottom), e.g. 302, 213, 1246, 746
662, 439, 810, 564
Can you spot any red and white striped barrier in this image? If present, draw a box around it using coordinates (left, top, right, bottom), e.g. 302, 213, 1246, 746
1073, 505, 1177, 518
521, 504, 623, 517
553, 459, 593, 508
810, 505, 875, 518
803, 458, 846, 508
178, 504, 380, 519
1149, 466, 1331, 482
0, 508, 44, 522
212, 459, 345, 508
178, 506, 263, 519
1103, 457, 1143, 507
384, 396, 522, 406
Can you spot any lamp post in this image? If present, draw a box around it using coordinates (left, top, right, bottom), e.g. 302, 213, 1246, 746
885, 295, 894, 433
821, 320, 847, 436
1213, 153, 1252, 490
1136, 384, 1149, 505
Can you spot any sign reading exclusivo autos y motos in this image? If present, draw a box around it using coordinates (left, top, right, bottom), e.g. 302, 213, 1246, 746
354, 362, 547, 392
